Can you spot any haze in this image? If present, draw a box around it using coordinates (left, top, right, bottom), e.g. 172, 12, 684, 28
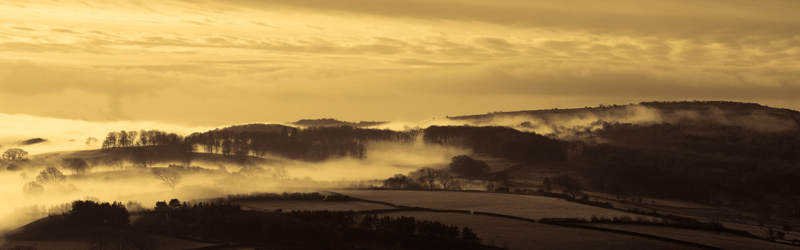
1, 0, 799, 126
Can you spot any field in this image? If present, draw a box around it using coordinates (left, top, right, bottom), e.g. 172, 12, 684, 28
237, 200, 395, 212
587, 191, 800, 241
338, 189, 642, 220
375, 211, 703, 250
589, 224, 798, 250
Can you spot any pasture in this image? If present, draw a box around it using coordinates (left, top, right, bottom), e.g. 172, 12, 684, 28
590, 224, 798, 250
338, 189, 642, 220
377, 211, 703, 250
237, 200, 395, 212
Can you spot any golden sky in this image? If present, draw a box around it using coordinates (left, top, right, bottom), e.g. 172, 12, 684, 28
1, 0, 799, 126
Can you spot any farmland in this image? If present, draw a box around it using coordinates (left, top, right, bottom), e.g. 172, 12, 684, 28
375, 211, 704, 250
337, 189, 641, 220
238, 200, 395, 212
589, 224, 797, 250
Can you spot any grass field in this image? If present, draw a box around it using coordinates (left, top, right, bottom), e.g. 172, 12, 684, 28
338, 189, 647, 220
237, 200, 395, 212
375, 211, 703, 250
590, 224, 798, 250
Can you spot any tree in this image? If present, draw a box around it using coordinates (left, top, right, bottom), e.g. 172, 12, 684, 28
273, 166, 289, 180
118, 130, 129, 148
102, 132, 118, 149
384, 174, 414, 189
23, 181, 44, 196
107, 155, 125, 170
493, 172, 515, 188
460, 226, 481, 244
3, 148, 28, 161
417, 167, 440, 189
61, 158, 92, 175
133, 148, 157, 168
85, 137, 99, 146
552, 174, 584, 199
448, 155, 490, 179
36, 167, 66, 186
236, 150, 260, 176
438, 171, 454, 190
151, 168, 182, 190
543, 177, 553, 193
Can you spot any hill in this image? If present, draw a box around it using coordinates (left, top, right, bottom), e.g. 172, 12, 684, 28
291, 118, 387, 127
220, 123, 294, 133
444, 101, 800, 206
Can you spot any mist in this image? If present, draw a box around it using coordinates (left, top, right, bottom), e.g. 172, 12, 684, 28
433, 104, 798, 139
0, 127, 468, 235
0, 113, 215, 155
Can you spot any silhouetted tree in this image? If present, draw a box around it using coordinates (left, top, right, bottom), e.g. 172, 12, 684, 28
417, 167, 440, 189
36, 167, 66, 186
102, 132, 118, 148
3, 148, 28, 161
23, 181, 44, 196
273, 166, 289, 180
61, 158, 92, 175
493, 172, 514, 188
151, 168, 182, 190
119, 130, 129, 148
168, 199, 181, 208
439, 171, 454, 190
384, 174, 415, 189
107, 155, 125, 170
449, 155, 490, 179
132, 148, 157, 168
543, 177, 552, 193
552, 174, 584, 199
236, 150, 260, 176
460, 226, 481, 244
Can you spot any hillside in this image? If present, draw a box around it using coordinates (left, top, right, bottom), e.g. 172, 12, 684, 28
291, 118, 388, 127
220, 123, 295, 133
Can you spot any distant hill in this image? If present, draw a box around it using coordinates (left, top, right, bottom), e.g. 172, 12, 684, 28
446, 101, 800, 203
221, 123, 295, 133
449, 101, 800, 133
291, 118, 387, 127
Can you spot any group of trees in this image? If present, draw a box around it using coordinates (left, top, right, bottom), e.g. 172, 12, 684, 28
424, 126, 567, 163
20, 158, 93, 196
102, 130, 185, 149
66, 200, 130, 226
415, 167, 456, 190
23, 167, 67, 196
186, 126, 417, 161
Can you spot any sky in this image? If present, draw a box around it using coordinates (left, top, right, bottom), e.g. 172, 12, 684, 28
1, 0, 799, 127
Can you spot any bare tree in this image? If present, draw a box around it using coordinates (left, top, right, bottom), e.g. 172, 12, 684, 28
3, 148, 28, 161
133, 148, 157, 168
36, 167, 66, 186
61, 158, 92, 175
107, 155, 125, 170
438, 171, 454, 190
23, 181, 44, 196
151, 168, 182, 190
417, 167, 440, 189
273, 166, 289, 180
236, 150, 260, 176
552, 174, 584, 199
